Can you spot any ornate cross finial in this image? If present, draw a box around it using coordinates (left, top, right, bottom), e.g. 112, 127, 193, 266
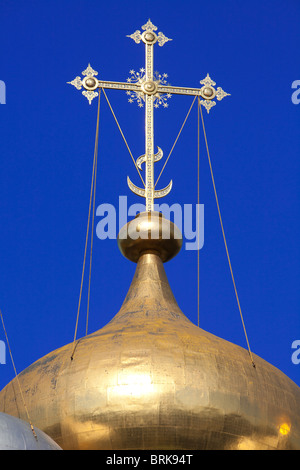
68, 20, 230, 211
127, 18, 172, 47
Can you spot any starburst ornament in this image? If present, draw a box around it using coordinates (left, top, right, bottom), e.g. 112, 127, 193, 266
126, 69, 171, 108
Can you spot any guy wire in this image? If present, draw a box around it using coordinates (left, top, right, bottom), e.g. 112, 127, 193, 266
0, 309, 38, 440
71, 90, 101, 360
198, 98, 256, 368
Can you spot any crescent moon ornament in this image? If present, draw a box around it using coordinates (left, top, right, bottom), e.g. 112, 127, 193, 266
128, 146, 172, 201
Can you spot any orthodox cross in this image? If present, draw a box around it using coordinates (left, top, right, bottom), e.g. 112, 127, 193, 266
68, 19, 230, 212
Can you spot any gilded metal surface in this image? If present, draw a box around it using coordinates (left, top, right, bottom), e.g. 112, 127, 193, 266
68, 20, 230, 211
0, 412, 61, 450
0, 249, 299, 450
126, 20, 172, 211
127, 19, 172, 47
118, 211, 182, 263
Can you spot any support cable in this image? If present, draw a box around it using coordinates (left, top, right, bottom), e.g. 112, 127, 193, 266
0, 309, 38, 440
101, 88, 145, 188
155, 96, 197, 188
71, 90, 101, 360
197, 98, 200, 328
85, 109, 99, 336
198, 98, 256, 368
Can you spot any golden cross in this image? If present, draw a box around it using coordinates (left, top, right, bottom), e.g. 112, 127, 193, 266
68, 19, 230, 212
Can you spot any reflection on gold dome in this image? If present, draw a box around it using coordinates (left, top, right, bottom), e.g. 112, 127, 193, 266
116, 374, 155, 398
279, 423, 291, 436
0, 213, 299, 450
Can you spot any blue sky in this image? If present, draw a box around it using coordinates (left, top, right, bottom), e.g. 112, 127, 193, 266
0, 0, 299, 391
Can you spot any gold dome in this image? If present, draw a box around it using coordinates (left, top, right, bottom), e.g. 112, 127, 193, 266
0, 214, 299, 450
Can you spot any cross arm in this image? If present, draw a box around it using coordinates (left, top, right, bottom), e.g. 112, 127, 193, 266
68, 64, 230, 112
68, 71, 143, 105
157, 84, 203, 97
156, 74, 230, 113
97, 80, 141, 93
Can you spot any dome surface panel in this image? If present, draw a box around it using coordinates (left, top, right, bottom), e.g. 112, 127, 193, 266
0, 253, 299, 450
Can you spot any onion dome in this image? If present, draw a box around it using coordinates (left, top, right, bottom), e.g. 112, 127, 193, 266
0, 212, 299, 450
0, 412, 61, 450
